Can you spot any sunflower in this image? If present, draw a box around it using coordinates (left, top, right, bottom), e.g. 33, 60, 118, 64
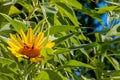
6, 28, 55, 62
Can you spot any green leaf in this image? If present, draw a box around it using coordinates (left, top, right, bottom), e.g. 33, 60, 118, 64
45, 25, 75, 35
97, 6, 117, 14
92, 59, 104, 79
57, 60, 95, 70
40, 48, 47, 59
41, 5, 58, 26
54, 33, 74, 45
111, 71, 120, 77
0, 23, 12, 37
81, 75, 95, 80
33, 19, 45, 34
54, 14, 63, 25
35, 70, 63, 80
105, 55, 120, 70
106, 23, 120, 37
0, 57, 20, 80
0, 13, 27, 32
26, 63, 37, 76
0, 2, 11, 22
54, 48, 70, 54
8, 5, 21, 15
66, 0, 82, 9
17, 1, 33, 13
35, 71, 49, 80
0, 75, 9, 80
42, 5, 58, 14
58, 73, 68, 80
55, 2, 79, 26
65, 60, 95, 69
40, 48, 54, 61
69, 42, 100, 50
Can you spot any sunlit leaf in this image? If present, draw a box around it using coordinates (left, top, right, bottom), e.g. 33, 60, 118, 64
35, 70, 63, 80
106, 55, 120, 70
41, 5, 58, 26
54, 48, 70, 54
66, 0, 82, 9
97, 6, 117, 14
106, 23, 120, 36
57, 60, 95, 69
45, 25, 75, 35
65, 60, 95, 69
35, 71, 49, 80
69, 42, 99, 49
0, 13, 27, 32
8, 5, 21, 15
55, 2, 79, 26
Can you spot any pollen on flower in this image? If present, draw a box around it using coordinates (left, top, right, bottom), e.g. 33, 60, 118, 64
6, 28, 55, 62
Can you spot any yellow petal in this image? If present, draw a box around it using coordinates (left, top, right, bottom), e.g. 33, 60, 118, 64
38, 42, 44, 49
27, 28, 34, 44
34, 32, 44, 47
20, 29, 27, 43
10, 34, 22, 48
16, 34, 24, 46
7, 47, 26, 58
45, 41, 55, 48
6, 41, 20, 50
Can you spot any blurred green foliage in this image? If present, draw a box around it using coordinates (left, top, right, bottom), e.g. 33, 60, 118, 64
0, 0, 120, 80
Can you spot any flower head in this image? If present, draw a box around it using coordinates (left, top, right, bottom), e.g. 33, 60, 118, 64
6, 28, 55, 62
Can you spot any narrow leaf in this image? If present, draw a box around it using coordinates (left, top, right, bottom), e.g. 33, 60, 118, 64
54, 33, 74, 45
65, 60, 95, 69
69, 42, 99, 50
106, 23, 120, 37
55, 2, 79, 26
57, 60, 95, 70
66, 0, 82, 9
45, 25, 75, 35
97, 6, 117, 14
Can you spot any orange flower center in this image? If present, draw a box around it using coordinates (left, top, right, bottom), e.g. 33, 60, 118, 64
19, 43, 40, 58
